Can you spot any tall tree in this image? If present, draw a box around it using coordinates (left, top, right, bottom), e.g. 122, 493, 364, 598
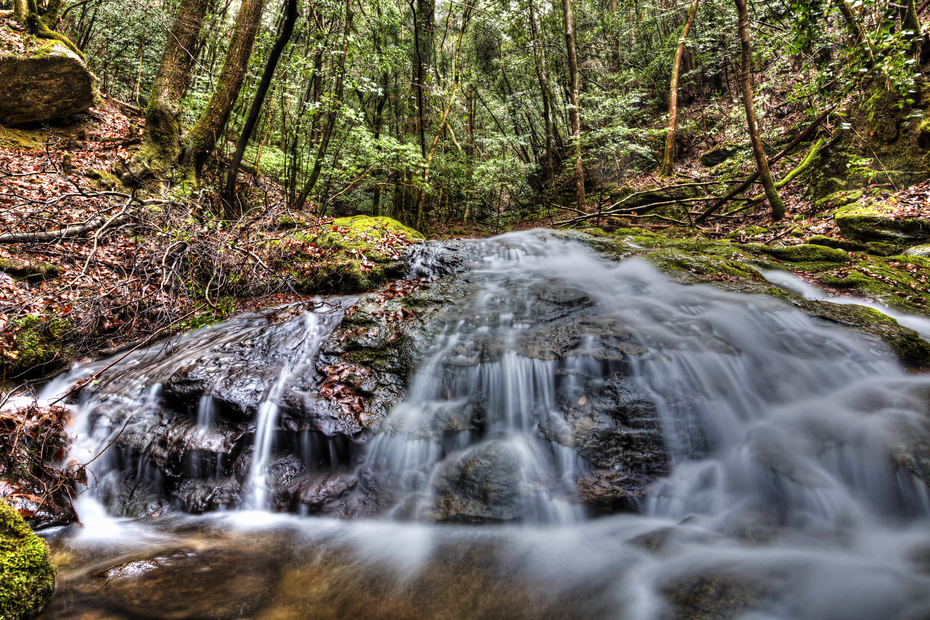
561, 0, 585, 210
660, 0, 700, 177
186, 0, 268, 175
294, 0, 353, 210
223, 0, 300, 215
734, 0, 785, 220
130, 0, 211, 180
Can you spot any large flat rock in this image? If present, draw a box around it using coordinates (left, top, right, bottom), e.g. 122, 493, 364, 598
0, 40, 97, 126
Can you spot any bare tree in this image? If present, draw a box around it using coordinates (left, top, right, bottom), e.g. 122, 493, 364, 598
660, 0, 700, 177
562, 0, 585, 210
734, 0, 785, 220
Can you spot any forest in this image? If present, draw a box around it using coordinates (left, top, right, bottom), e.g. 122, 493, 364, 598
0, 0, 927, 368
2, 1, 930, 618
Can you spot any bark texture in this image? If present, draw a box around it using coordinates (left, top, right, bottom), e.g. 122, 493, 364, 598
562, 0, 585, 210
660, 0, 700, 177
187, 0, 267, 175
132, 0, 211, 180
734, 0, 785, 220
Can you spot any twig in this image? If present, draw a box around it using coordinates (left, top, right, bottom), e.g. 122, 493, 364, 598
763, 225, 799, 245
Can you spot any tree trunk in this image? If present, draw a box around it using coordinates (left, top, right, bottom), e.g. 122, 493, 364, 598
22, 0, 84, 60
734, 0, 785, 220
561, 0, 585, 210
186, 0, 267, 176
529, 0, 555, 185
222, 0, 299, 216
415, 2, 471, 230
294, 0, 353, 210
131, 0, 211, 181
660, 0, 700, 177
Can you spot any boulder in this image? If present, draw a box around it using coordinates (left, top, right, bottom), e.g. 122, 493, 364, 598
835, 199, 930, 245
904, 244, 930, 257
0, 499, 55, 620
0, 40, 97, 126
700, 145, 740, 168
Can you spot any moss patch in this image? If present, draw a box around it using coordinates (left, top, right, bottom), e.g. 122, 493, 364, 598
289, 216, 423, 295
1, 315, 73, 381
834, 199, 930, 244
759, 243, 852, 263
0, 258, 60, 282
0, 499, 55, 619
311, 216, 424, 262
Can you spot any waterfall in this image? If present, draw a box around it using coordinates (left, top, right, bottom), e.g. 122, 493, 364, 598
39, 230, 930, 620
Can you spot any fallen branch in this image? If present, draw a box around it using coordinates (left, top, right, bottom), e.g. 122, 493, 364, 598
763, 225, 799, 245
0, 211, 132, 243
694, 107, 834, 224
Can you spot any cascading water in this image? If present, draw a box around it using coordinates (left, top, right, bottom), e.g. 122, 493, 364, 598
32, 230, 930, 619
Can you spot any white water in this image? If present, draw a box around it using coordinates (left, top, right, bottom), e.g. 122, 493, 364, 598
40, 230, 930, 619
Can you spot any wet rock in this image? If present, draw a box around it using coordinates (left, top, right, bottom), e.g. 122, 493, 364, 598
0, 41, 97, 126
790, 299, 930, 368
577, 470, 644, 512
295, 473, 357, 514
319, 275, 478, 427
173, 477, 242, 514
404, 239, 486, 278
663, 575, 768, 620
431, 441, 523, 523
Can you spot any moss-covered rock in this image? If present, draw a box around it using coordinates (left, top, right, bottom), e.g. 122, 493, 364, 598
0, 258, 59, 282
2, 315, 73, 381
291, 216, 424, 294
806, 234, 866, 252
311, 216, 424, 262
0, 499, 55, 619
760, 243, 852, 263
789, 299, 930, 368
0, 37, 97, 126
834, 199, 930, 245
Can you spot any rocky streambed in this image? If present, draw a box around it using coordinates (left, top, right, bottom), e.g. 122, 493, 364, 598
7, 226, 930, 620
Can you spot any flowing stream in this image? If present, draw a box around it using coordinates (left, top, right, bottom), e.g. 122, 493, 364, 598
31, 231, 930, 619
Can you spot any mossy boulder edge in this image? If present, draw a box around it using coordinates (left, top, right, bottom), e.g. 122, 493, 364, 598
0, 38, 97, 126
0, 499, 55, 619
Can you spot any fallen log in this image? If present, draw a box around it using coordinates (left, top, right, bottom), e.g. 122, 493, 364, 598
0, 212, 131, 244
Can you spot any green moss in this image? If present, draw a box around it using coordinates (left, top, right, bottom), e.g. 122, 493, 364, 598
0, 499, 55, 619
3, 315, 73, 381
759, 244, 852, 263
865, 241, 909, 256
815, 256, 930, 315
0, 258, 59, 281
807, 235, 866, 252
309, 216, 424, 263
0, 128, 44, 150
